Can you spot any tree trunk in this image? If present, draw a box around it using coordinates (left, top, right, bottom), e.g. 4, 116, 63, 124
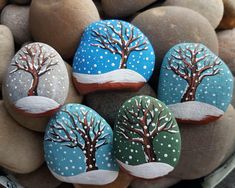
85, 145, 98, 172
119, 51, 129, 69
181, 82, 199, 102
143, 138, 157, 162
28, 73, 39, 96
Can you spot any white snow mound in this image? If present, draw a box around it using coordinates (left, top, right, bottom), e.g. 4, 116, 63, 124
168, 101, 224, 121
49, 169, 119, 185
73, 69, 146, 84
117, 160, 174, 179
15, 96, 60, 114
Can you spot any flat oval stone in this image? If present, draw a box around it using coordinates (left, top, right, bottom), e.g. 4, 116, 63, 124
163, 0, 224, 29
158, 43, 234, 124
73, 19, 155, 95
113, 96, 181, 179
1, 5, 31, 44
3, 42, 69, 130
131, 6, 218, 90
44, 104, 119, 185
29, 0, 100, 59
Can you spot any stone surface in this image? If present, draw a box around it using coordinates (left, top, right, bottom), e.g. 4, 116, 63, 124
74, 171, 132, 188
1, 5, 31, 44
158, 43, 233, 124
65, 63, 83, 104
84, 84, 156, 127
218, 0, 235, 29
29, 0, 100, 59
163, 0, 224, 29
0, 25, 14, 90
131, 6, 219, 90
102, 0, 157, 18
0, 0, 6, 11
169, 105, 235, 179
0, 100, 44, 174
44, 104, 119, 185
131, 176, 181, 188
3, 42, 69, 132
217, 29, 235, 75
14, 164, 62, 188
233, 77, 235, 107
72, 19, 155, 95
113, 96, 181, 179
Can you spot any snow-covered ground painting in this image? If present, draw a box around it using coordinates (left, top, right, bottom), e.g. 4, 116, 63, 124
113, 96, 181, 179
44, 104, 119, 185
158, 43, 234, 124
3, 42, 69, 117
72, 20, 155, 94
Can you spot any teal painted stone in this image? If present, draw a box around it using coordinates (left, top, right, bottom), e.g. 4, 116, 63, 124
72, 19, 155, 95
44, 104, 119, 185
158, 43, 234, 124
113, 96, 181, 179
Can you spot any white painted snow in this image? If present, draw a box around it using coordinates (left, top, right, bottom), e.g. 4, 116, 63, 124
15, 96, 60, 114
168, 101, 224, 121
117, 160, 174, 179
73, 69, 146, 84
49, 169, 119, 185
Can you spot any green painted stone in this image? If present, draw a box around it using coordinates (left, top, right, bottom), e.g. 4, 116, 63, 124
113, 96, 181, 179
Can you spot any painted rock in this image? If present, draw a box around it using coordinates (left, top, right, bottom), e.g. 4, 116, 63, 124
163, 0, 224, 29
44, 104, 119, 185
113, 96, 181, 179
1, 5, 31, 44
0, 172, 23, 188
72, 20, 155, 95
0, 25, 14, 90
85, 84, 156, 126
131, 6, 218, 90
29, 0, 100, 59
3, 42, 69, 119
158, 43, 234, 124
217, 29, 235, 75
101, 0, 157, 18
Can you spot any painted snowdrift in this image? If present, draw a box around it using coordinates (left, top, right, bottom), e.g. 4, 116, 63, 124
14, 96, 60, 117
73, 69, 146, 94
168, 101, 224, 124
117, 160, 174, 179
50, 169, 118, 185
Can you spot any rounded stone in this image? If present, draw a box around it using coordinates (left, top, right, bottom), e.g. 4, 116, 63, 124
158, 43, 233, 124
2, 42, 69, 132
44, 104, 119, 185
232, 77, 235, 107
169, 105, 235, 179
1, 5, 31, 44
218, 0, 235, 29
102, 0, 157, 18
0, 25, 14, 90
84, 84, 156, 127
74, 172, 133, 188
217, 28, 235, 75
131, 6, 219, 90
14, 164, 62, 188
163, 0, 224, 29
29, 0, 100, 59
72, 19, 155, 95
0, 100, 44, 174
114, 96, 181, 179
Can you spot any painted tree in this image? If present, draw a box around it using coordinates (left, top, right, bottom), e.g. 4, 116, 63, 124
166, 44, 222, 102
91, 21, 148, 69
10, 44, 57, 96
45, 108, 109, 172
116, 98, 178, 163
